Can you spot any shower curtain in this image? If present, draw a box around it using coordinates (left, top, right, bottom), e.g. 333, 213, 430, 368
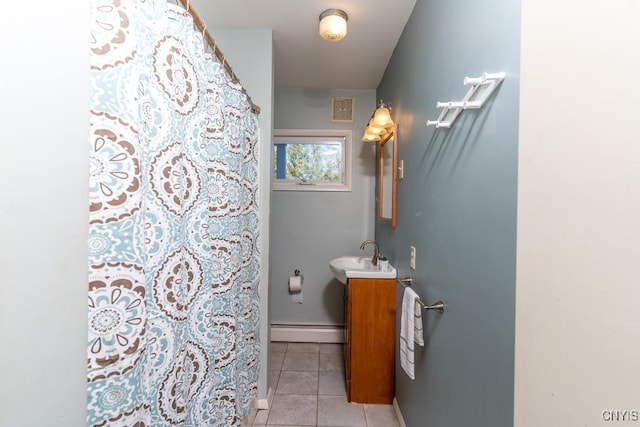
87, 1, 260, 425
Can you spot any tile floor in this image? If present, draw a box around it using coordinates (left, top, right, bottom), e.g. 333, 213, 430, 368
253, 342, 401, 427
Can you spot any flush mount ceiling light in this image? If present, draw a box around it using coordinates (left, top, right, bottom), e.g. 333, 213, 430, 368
319, 9, 348, 42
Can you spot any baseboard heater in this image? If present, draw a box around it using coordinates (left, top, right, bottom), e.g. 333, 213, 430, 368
270, 324, 344, 343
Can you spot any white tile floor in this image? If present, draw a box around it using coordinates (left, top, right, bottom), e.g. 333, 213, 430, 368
253, 342, 401, 427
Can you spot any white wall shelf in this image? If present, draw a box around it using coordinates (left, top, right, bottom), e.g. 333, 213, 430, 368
426, 72, 506, 129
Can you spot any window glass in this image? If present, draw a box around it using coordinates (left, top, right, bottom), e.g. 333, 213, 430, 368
272, 130, 352, 191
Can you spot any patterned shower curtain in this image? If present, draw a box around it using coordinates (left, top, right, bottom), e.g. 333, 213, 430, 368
87, 1, 260, 425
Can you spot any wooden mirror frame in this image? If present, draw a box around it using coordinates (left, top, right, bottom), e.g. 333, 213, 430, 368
377, 129, 397, 227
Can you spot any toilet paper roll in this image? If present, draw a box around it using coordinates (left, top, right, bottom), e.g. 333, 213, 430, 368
289, 275, 302, 293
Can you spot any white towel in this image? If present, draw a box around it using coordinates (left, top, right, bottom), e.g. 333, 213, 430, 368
400, 287, 424, 380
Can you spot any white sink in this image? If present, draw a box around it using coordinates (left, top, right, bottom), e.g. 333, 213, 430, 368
329, 256, 397, 284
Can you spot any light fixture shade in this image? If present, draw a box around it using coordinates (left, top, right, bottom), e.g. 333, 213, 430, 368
361, 128, 381, 142
319, 9, 348, 42
373, 106, 394, 128
367, 121, 386, 135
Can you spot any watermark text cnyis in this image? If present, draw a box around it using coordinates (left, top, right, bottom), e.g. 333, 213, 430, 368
602, 410, 640, 422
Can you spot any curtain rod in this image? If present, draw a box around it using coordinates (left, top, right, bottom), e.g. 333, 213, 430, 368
176, 0, 261, 115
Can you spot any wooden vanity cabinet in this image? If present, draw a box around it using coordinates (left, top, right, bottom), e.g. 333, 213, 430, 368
344, 277, 396, 404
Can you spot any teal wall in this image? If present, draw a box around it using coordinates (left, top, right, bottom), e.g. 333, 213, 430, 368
375, 0, 520, 426
271, 88, 377, 325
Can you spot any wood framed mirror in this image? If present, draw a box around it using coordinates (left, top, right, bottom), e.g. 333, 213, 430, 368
378, 130, 397, 227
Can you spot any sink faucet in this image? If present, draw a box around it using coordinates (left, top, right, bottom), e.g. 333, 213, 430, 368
359, 240, 380, 266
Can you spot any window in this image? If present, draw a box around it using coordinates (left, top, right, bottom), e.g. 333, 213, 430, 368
272, 129, 352, 191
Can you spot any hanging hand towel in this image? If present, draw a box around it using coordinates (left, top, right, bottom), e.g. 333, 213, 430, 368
400, 287, 424, 380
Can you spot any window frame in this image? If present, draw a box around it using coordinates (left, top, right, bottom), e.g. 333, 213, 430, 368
272, 129, 352, 192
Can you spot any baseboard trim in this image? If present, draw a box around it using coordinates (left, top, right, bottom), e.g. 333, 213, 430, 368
244, 387, 274, 426
256, 397, 269, 410
393, 397, 407, 427
270, 324, 344, 343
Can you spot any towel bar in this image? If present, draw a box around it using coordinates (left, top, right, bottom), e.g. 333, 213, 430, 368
396, 278, 445, 313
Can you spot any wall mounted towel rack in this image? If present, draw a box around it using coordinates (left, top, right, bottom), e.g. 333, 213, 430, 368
397, 278, 445, 313
426, 71, 506, 129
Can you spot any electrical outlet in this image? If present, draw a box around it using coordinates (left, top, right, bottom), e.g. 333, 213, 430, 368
410, 246, 416, 269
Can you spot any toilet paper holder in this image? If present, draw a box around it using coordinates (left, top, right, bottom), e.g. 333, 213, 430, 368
289, 269, 304, 295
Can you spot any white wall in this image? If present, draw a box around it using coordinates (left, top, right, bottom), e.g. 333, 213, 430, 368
0, 1, 88, 425
516, 1, 640, 425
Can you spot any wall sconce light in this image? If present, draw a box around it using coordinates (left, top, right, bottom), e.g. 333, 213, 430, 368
362, 100, 395, 142
361, 129, 382, 142
367, 120, 386, 135
372, 101, 394, 128
319, 9, 348, 42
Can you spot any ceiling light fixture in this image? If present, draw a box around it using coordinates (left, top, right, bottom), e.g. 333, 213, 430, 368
319, 9, 348, 42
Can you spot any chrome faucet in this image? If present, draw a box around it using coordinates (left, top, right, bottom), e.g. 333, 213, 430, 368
359, 239, 380, 266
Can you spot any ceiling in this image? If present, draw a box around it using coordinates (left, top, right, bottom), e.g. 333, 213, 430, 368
190, 0, 417, 89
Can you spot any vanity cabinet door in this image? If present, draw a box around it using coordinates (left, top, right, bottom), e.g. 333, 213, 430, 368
344, 283, 352, 398
346, 278, 395, 404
